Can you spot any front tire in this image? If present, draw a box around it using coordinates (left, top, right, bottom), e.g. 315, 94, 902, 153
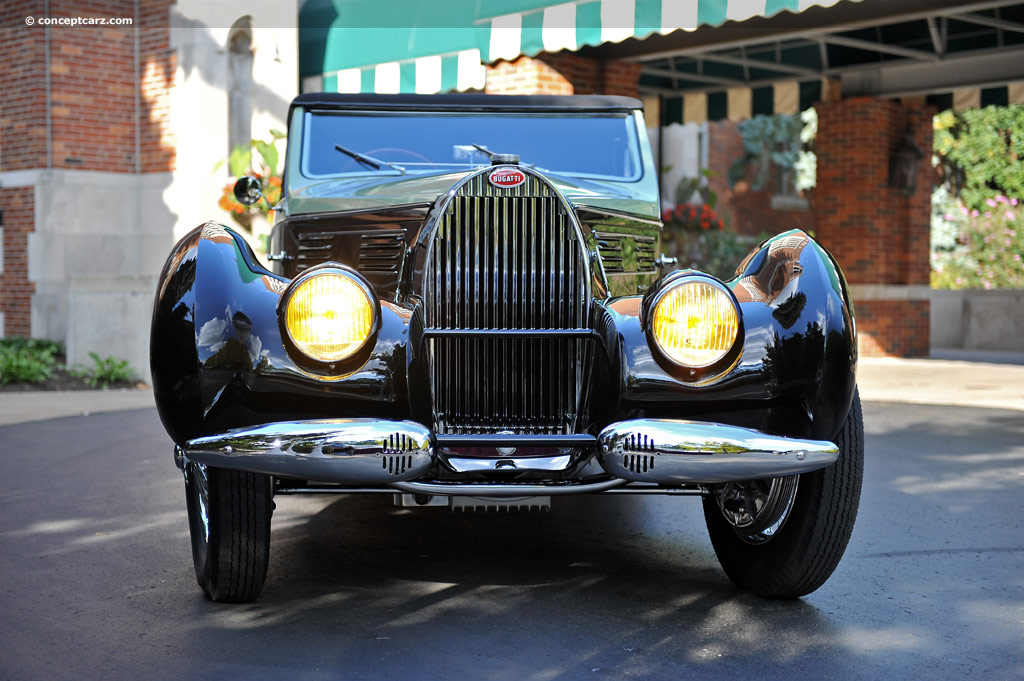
185, 461, 272, 603
703, 390, 864, 599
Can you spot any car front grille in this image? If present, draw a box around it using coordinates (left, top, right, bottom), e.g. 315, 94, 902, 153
422, 170, 592, 435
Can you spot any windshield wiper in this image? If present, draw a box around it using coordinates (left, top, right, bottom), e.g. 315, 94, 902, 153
470, 143, 497, 159
467, 143, 535, 169
333, 143, 405, 174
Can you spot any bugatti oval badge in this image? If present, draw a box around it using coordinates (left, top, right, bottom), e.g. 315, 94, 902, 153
489, 167, 526, 189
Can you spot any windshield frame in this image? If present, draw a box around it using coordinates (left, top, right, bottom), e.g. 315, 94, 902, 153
299, 109, 645, 184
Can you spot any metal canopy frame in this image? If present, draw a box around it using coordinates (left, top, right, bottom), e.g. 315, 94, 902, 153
580, 0, 1024, 99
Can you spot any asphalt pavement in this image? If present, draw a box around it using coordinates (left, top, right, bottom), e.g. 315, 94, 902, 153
1, 350, 1022, 680
0, 401, 1021, 680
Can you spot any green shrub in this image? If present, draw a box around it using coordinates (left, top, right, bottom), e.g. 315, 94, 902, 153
931, 194, 1024, 289
0, 338, 62, 386
72, 352, 135, 388
934, 105, 1024, 214
669, 230, 768, 281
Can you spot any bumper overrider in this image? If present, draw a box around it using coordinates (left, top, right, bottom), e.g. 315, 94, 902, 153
181, 418, 839, 494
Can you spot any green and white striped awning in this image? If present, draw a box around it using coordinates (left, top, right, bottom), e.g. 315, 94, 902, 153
300, 0, 856, 94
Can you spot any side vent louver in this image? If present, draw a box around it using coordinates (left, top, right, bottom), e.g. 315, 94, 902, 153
594, 230, 657, 275
359, 231, 405, 275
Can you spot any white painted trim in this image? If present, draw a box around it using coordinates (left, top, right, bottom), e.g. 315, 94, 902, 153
727, 0, 768, 23
1, 168, 172, 188
489, 13, 523, 62
336, 68, 361, 93
457, 49, 486, 91
542, 3, 577, 52
600, 0, 635, 44
0, 170, 47, 187
415, 55, 442, 94
374, 62, 401, 94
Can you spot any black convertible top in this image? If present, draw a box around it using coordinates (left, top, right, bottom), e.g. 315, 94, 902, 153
291, 92, 644, 114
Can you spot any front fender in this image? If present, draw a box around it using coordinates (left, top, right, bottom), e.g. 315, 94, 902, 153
151, 224, 411, 446
596, 230, 856, 441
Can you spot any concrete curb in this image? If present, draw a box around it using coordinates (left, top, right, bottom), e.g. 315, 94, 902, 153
0, 389, 156, 427
857, 357, 1024, 412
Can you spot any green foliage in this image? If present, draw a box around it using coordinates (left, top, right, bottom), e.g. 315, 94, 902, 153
729, 113, 802, 191
931, 194, 1024, 289
0, 338, 62, 386
698, 230, 769, 281
675, 168, 719, 208
217, 130, 287, 233
729, 110, 817, 193
72, 352, 135, 389
669, 230, 767, 281
934, 105, 1024, 214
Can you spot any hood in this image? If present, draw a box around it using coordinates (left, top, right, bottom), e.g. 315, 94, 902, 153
285, 166, 660, 219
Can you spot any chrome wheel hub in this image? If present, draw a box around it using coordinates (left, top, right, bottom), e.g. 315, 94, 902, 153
713, 475, 799, 544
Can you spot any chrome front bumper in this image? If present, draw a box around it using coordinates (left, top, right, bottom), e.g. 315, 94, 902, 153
185, 420, 433, 484
181, 418, 838, 488
597, 419, 838, 484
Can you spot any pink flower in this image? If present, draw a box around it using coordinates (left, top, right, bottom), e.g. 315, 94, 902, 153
995, 195, 1008, 203
986, 198, 998, 207
983, 280, 992, 289
1012, 198, 1020, 206
984, 211, 992, 218
944, 213, 954, 221
971, 209, 980, 217
961, 205, 970, 215
955, 277, 963, 285
1005, 211, 1016, 221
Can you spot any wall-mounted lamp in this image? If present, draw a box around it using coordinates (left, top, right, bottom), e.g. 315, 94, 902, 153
888, 125, 923, 196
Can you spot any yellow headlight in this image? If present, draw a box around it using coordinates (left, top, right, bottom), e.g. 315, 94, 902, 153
283, 271, 375, 363
651, 279, 739, 367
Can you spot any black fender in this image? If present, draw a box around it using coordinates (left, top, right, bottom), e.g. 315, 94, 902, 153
150, 223, 412, 446
593, 230, 856, 441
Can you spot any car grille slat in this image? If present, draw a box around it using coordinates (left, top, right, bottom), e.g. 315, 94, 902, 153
424, 171, 591, 435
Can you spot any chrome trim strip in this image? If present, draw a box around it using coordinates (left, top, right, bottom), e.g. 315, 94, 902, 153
598, 419, 839, 484
436, 434, 596, 448
391, 478, 627, 497
185, 419, 433, 484
444, 454, 574, 473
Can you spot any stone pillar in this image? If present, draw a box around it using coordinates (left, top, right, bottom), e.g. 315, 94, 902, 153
485, 53, 642, 97
813, 96, 934, 357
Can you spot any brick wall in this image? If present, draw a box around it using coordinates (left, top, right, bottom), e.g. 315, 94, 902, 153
485, 56, 575, 95
855, 300, 930, 357
0, 188, 35, 337
0, 1, 175, 338
49, 0, 136, 172
0, 1, 48, 171
138, 0, 175, 172
706, 120, 815, 237
485, 53, 642, 98
813, 97, 934, 357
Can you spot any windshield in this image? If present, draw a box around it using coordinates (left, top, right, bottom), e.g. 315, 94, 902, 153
301, 111, 642, 182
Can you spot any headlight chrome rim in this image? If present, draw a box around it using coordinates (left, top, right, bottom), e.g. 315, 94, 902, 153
645, 272, 743, 381
278, 264, 381, 374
